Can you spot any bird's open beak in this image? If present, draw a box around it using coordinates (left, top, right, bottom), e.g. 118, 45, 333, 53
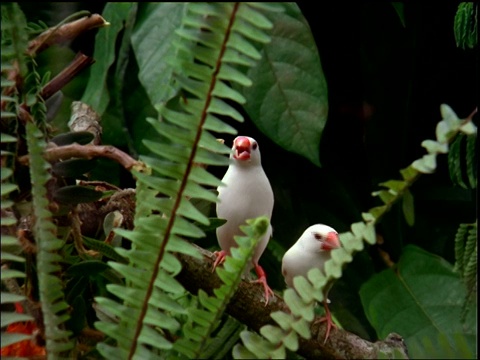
321, 232, 341, 251
233, 137, 251, 160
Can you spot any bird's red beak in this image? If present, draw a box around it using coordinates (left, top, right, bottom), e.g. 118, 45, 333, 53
321, 232, 341, 251
233, 137, 251, 161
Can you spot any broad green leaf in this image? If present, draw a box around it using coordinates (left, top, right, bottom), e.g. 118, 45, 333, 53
360, 245, 476, 358
242, 3, 327, 167
131, 3, 185, 106
82, 3, 137, 115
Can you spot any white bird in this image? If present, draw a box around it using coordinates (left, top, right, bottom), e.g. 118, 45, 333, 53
214, 136, 275, 304
282, 224, 341, 342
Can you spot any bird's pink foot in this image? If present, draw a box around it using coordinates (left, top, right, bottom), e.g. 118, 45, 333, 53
251, 264, 275, 305
212, 250, 226, 272
314, 300, 337, 344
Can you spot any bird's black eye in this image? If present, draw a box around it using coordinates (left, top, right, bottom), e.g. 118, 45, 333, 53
313, 232, 322, 241
252, 142, 258, 150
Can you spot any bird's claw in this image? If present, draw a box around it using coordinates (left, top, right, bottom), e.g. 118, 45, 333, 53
250, 277, 274, 306
252, 264, 274, 305
314, 315, 337, 344
212, 250, 226, 272
313, 301, 337, 344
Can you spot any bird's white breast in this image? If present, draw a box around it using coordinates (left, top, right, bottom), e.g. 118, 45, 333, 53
282, 243, 330, 288
216, 164, 273, 256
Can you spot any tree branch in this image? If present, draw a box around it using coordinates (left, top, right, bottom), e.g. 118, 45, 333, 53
27, 14, 109, 56
176, 244, 409, 359
40, 53, 94, 101
43, 143, 140, 171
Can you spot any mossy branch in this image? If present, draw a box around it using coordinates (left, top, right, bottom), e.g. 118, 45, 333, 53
175, 244, 408, 359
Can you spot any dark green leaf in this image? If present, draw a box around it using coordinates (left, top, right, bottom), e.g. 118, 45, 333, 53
66, 260, 110, 277
401, 189, 415, 226
391, 3, 406, 28
454, 3, 478, 49
65, 276, 89, 303
66, 295, 87, 336
466, 134, 477, 188
360, 245, 476, 358
131, 3, 185, 106
53, 185, 103, 205
448, 134, 467, 188
52, 158, 97, 178
81, 3, 137, 115
242, 3, 327, 167
49, 131, 95, 146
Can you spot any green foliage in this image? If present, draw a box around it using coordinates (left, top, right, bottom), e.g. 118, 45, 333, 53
174, 217, 269, 358
1, 2, 29, 79
2, 2, 477, 359
81, 3, 137, 116
26, 121, 74, 354
234, 104, 476, 358
234, 221, 376, 358
130, 2, 185, 106
1, 136, 32, 349
454, 3, 478, 49
360, 245, 476, 359
241, 2, 328, 167
1, 4, 31, 350
448, 133, 477, 189
453, 222, 477, 320
93, 3, 279, 359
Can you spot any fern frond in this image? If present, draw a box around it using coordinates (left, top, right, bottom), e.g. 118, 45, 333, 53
1, 134, 33, 349
465, 134, 477, 188
174, 217, 269, 358
25, 121, 74, 354
454, 2, 478, 49
448, 133, 477, 189
235, 104, 475, 358
234, 220, 373, 359
95, 3, 278, 359
1, 2, 29, 78
453, 222, 477, 321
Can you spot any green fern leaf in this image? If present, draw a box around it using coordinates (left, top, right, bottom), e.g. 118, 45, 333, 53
26, 121, 74, 355
466, 134, 477, 188
1, 3, 29, 77
94, 3, 279, 359
448, 134, 468, 188
174, 216, 269, 358
235, 220, 372, 358
454, 2, 478, 49
0, 135, 33, 349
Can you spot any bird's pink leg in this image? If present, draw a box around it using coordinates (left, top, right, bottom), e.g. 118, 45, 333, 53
212, 250, 226, 272
314, 300, 337, 344
251, 264, 275, 305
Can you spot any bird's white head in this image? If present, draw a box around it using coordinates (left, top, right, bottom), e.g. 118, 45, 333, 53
297, 224, 341, 253
231, 136, 261, 165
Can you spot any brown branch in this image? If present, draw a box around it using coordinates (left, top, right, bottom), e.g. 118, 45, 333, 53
27, 14, 109, 56
40, 53, 95, 101
42, 143, 141, 171
176, 245, 409, 359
